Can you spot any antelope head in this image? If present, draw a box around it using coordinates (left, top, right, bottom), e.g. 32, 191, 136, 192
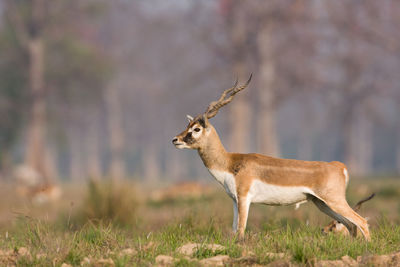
172, 75, 252, 150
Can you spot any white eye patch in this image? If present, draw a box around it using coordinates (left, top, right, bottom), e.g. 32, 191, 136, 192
189, 125, 202, 138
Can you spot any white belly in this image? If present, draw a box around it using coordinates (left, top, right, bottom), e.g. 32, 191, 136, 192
248, 179, 311, 205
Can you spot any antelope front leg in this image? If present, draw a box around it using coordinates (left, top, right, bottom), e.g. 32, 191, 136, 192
237, 196, 251, 240
232, 200, 238, 233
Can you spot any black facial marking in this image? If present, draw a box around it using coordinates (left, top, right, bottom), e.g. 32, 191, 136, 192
183, 132, 195, 144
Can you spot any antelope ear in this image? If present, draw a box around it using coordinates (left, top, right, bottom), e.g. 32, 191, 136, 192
186, 115, 194, 122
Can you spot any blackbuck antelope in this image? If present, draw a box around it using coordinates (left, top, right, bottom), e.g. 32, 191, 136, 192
172, 75, 371, 241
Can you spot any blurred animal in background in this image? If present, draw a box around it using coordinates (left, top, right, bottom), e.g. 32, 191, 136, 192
14, 165, 61, 205
150, 181, 212, 203
14, 165, 41, 187
323, 193, 375, 236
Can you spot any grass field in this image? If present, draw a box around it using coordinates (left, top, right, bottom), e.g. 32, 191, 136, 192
0, 177, 399, 266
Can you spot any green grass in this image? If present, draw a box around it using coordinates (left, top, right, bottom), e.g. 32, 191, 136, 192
1, 215, 399, 266
1, 178, 400, 266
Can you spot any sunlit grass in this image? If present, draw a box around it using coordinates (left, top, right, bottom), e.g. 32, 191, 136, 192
1, 214, 399, 266
0, 178, 399, 265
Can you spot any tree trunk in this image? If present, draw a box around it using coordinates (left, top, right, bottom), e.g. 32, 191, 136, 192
165, 151, 184, 181
343, 113, 356, 174
105, 83, 126, 181
257, 101, 279, 156
229, 62, 252, 153
344, 108, 372, 176
25, 38, 49, 183
354, 113, 372, 175
396, 113, 400, 175
143, 144, 160, 183
298, 124, 313, 161
86, 111, 102, 181
256, 24, 280, 156
297, 101, 315, 160
68, 128, 83, 182
226, 1, 252, 153
44, 145, 58, 182
0, 152, 12, 182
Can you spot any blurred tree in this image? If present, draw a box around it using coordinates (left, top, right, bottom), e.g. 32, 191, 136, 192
0, 27, 28, 177
46, 37, 110, 181
220, 0, 253, 153
2, 0, 111, 181
220, 0, 316, 156
86, 108, 102, 181
1, 0, 400, 182
256, 20, 280, 157
397, 107, 400, 174
322, 0, 389, 175
3, 0, 52, 182
97, 1, 131, 181
104, 80, 125, 181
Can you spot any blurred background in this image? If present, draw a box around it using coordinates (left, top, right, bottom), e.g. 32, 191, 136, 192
0, 0, 399, 228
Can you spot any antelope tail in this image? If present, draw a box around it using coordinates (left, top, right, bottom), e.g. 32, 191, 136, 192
353, 193, 375, 212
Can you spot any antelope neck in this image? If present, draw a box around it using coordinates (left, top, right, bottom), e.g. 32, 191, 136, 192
197, 129, 230, 171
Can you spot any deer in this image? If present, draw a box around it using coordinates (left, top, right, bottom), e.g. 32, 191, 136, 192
323, 193, 375, 236
172, 75, 370, 241
14, 165, 62, 205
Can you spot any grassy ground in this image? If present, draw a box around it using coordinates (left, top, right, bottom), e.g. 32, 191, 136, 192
0, 177, 399, 266
1, 216, 400, 266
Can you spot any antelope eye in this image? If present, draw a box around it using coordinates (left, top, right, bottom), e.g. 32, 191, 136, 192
194, 128, 201, 132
